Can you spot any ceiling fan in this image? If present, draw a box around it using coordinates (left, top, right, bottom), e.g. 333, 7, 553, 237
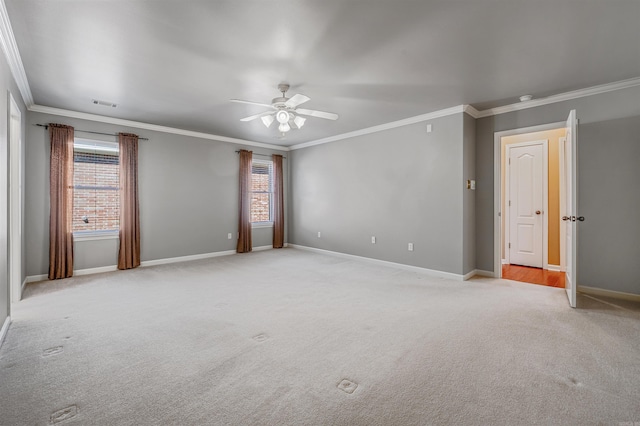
231, 84, 338, 135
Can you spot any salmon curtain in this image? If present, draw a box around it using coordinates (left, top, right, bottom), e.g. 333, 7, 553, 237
237, 149, 252, 253
48, 124, 75, 280
118, 133, 141, 269
272, 154, 284, 248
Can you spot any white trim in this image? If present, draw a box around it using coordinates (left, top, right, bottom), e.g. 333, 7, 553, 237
252, 222, 274, 229
23, 246, 286, 282
547, 264, 561, 272
473, 269, 496, 278
504, 139, 549, 269
74, 232, 119, 242
462, 270, 477, 280
501, 259, 508, 265
139, 250, 237, 267
288, 244, 467, 281
559, 136, 567, 272
289, 105, 468, 150
74, 265, 118, 276
494, 122, 565, 278
0, 316, 10, 348
476, 76, 640, 118
29, 104, 289, 152
463, 105, 481, 119
8, 92, 22, 303
252, 245, 273, 252
578, 286, 640, 303
0, 1, 33, 107
26, 274, 47, 283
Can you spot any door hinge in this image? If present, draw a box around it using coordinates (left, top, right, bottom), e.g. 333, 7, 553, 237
508, 200, 511, 206
509, 158, 511, 165
509, 243, 511, 249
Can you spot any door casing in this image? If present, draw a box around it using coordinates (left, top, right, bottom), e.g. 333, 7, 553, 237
493, 121, 565, 279
504, 139, 548, 269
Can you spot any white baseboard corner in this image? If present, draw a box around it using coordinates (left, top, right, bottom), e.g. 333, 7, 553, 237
0, 316, 11, 349
578, 286, 640, 303
547, 264, 561, 272
472, 269, 496, 278
289, 244, 466, 281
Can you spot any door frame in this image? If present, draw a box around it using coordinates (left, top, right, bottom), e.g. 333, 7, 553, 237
504, 139, 549, 268
493, 122, 565, 278
8, 93, 21, 303
558, 136, 567, 272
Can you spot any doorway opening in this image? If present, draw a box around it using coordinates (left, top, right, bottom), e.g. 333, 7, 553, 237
495, 124, 566, 288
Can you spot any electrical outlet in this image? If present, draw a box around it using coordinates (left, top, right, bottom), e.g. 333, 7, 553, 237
408, 243, 414, 251
426, 124, 432, 133
371, 236, 376, 244
227, 233, 232, 240
317, 231, 321, 238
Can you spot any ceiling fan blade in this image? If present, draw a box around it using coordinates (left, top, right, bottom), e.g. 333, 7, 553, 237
285, 94, 310, 108
240, 111, 274, 122
230, 99, 273, 108
296, 108, 339, 120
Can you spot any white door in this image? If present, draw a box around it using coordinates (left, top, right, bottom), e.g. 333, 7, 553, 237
563, 110, 579, 308
508, 143, 544, 267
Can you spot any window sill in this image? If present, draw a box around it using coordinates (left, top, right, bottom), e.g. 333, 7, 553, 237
252, 222, 274, 229
73, 232, 119, 242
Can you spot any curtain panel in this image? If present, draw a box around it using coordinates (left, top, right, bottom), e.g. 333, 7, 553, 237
118, 133, 141, 269
272, 154, 285, 248
48, 124, 75, 280
237, 149, 252, 253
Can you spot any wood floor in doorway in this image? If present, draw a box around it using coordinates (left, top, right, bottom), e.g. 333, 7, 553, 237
502, 264, 565, 288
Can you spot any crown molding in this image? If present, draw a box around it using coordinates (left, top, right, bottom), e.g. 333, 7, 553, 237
290, 105, 468, 150
0, 0, 33, 107
29, 104, 289, 151
475, 76, 640, 118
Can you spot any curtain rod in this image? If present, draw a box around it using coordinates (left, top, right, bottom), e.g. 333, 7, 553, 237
34, 124, 149, 141
235, 150, 286, 159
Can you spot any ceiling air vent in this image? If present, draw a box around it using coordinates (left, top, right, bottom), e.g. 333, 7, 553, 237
92, 99, 117, 108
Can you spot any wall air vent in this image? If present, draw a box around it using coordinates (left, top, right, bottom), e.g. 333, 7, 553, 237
92, 99, 117, 108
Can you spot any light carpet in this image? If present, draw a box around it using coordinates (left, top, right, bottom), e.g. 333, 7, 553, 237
0, 248, 639, 425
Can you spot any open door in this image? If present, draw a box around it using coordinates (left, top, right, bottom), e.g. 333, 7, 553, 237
562, 110, 578, 308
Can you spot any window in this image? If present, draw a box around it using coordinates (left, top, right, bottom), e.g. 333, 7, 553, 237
73, 139, 119, 236
250, 159, 273, 224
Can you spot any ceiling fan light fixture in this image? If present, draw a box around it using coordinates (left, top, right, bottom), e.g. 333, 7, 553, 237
294, 115, 306, 128
261, 114, 274, 128
276, 110, 290, 124
278, 122, 291, 133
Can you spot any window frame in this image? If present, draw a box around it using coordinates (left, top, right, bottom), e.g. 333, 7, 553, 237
72, 138, 121, 240
250, 159, 274, 227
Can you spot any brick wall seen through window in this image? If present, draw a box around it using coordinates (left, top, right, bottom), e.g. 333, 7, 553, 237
73, 141, 120, 234
251, 160, 273, 223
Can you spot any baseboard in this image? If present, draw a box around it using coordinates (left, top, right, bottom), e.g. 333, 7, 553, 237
140, 249, 237, 267
21, 277, 27, 295
26, 246, 284, 282
288, 244, 466, 281
578, 286, 640, 303
472, 269, 496, 278
0, 316, 10, 349
547, 264, 561, 272
501, 259, 508, 265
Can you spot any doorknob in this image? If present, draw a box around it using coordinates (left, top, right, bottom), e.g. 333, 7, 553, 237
577, 216, 585, 221
562, 216, 570, 221
535, 210, 541, 215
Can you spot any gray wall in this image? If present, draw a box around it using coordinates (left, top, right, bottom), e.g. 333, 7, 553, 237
578, 116, 640, 295
475, 85, 640, 294
462, 113, 476, 275
25, 112, 288, 277
289, 113, 469, 276
0, 49, 27, 324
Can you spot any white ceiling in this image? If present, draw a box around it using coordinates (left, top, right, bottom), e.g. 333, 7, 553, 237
5, 0, 640, 147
